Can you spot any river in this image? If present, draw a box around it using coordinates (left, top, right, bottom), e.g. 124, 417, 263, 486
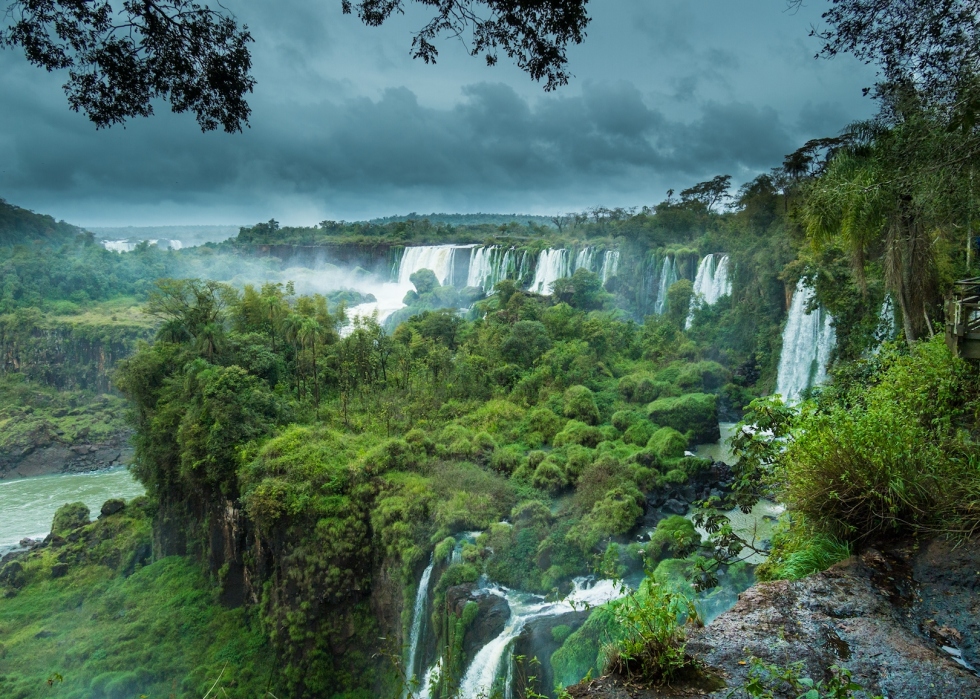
0, 467, 145, 555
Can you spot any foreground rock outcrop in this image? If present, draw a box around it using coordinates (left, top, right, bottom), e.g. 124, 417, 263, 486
569, 538, 980, 698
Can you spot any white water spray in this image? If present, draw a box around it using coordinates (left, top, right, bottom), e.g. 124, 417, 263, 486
685, 254, 731, 328
775, 280, 836, 402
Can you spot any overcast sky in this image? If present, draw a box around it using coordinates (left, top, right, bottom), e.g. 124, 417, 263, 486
0, 0, 878, 227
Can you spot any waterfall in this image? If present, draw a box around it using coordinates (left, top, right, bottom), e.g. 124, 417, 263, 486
653, 256, 678, 315
417, 659, 441, 699
458, 578, 621, 699
404, 558, 436, 697
599, 250, 620, 283
530, 249, 570, 294
398, 245, 473, 286
574, 247, 595, 272
775, 280, 836, 402
467, 246, 521, 292
685, 254, 732, 328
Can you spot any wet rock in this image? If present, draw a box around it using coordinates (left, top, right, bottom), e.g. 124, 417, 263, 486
567, 538, 980, 699
446, 583, 510, 663
100, 499, 126, 517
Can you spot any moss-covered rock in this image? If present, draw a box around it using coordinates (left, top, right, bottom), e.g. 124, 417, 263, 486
51, 502, 90, 535
646, 392, 719, 442
647, 427, 687, 459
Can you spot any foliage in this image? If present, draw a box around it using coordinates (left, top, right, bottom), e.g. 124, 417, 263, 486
783, 337, 980, 538
728, 657, 882, 699
51, 502, 90, 535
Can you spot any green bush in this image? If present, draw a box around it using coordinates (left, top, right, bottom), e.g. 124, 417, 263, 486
646, 393, 719, 443
524, 407, 564, 442
645, 516, 700, 562
553, 419, 603, 448
623, 420, 655, 446
434, 537, 456, 562
490, 446, 522, 473
782, 338, 980, 538
532, 459, 567, 492
647, 427, 687, 459
564, 385, 600, 425
52, 502, 90, 535
611, 410, 640, 432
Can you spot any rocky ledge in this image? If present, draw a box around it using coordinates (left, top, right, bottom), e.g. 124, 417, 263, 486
0, 431, 133, 479
568, 537, 980, 698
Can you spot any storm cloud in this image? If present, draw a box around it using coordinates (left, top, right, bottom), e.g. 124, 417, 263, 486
0, 0, 877, 225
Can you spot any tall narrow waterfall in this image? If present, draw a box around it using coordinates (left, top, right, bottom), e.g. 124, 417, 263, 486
599, 250, 620, 283
775, 280, 836, 402
404, 558, 435, 697
653, 256, 678, 315
574, 247, 595, 272
685, 254, 732, 328
398, 245, 467, 286
458, 578, 621, 699
530, 249, 570, 294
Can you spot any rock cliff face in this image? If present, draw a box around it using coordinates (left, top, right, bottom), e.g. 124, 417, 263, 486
568, 538, 980, 699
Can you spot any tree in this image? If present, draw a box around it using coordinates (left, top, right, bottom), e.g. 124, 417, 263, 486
680, 175, 732, 212
2, 0, 589, 131
804, 0, 980, 122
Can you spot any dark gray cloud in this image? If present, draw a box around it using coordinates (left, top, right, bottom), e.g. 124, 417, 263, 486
0, 0, 877, 225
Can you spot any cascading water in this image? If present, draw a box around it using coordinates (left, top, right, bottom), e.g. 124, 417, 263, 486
775, 280, 836, 402
398, 245, 467, 286
685, 254, 732, 328
530, 249, 570, 294
599, 250, 619, 283
574, 247, 595, 272
653, 256, 678, 315
458, 578, 621, 699
404, 558, 436, 697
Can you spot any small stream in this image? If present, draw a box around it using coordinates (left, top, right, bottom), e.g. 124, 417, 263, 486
0, 467, 145, 555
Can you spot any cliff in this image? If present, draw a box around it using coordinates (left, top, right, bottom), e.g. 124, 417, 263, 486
568, 537, 980, 698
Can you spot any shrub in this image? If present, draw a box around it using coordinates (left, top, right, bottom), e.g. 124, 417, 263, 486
564, 385, 600, 425
524, 407, 564, 442
611, 410, 640, 432
782, 337, 980, 538
434, 537, 456, 562
532, 459, 567, 493
646, 393, 719, 443
676, 361, 729, 392
623, 420, 656, 446
645, 516, 700, 562
647, 427, 687, 459
490, 446, 522, 474
553, 420, 603, 448
52, 502, 90, 535
563, 445, 594, 484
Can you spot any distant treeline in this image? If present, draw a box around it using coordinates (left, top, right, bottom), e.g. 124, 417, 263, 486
368, 212, 556, 227
0, 199, 83, 247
